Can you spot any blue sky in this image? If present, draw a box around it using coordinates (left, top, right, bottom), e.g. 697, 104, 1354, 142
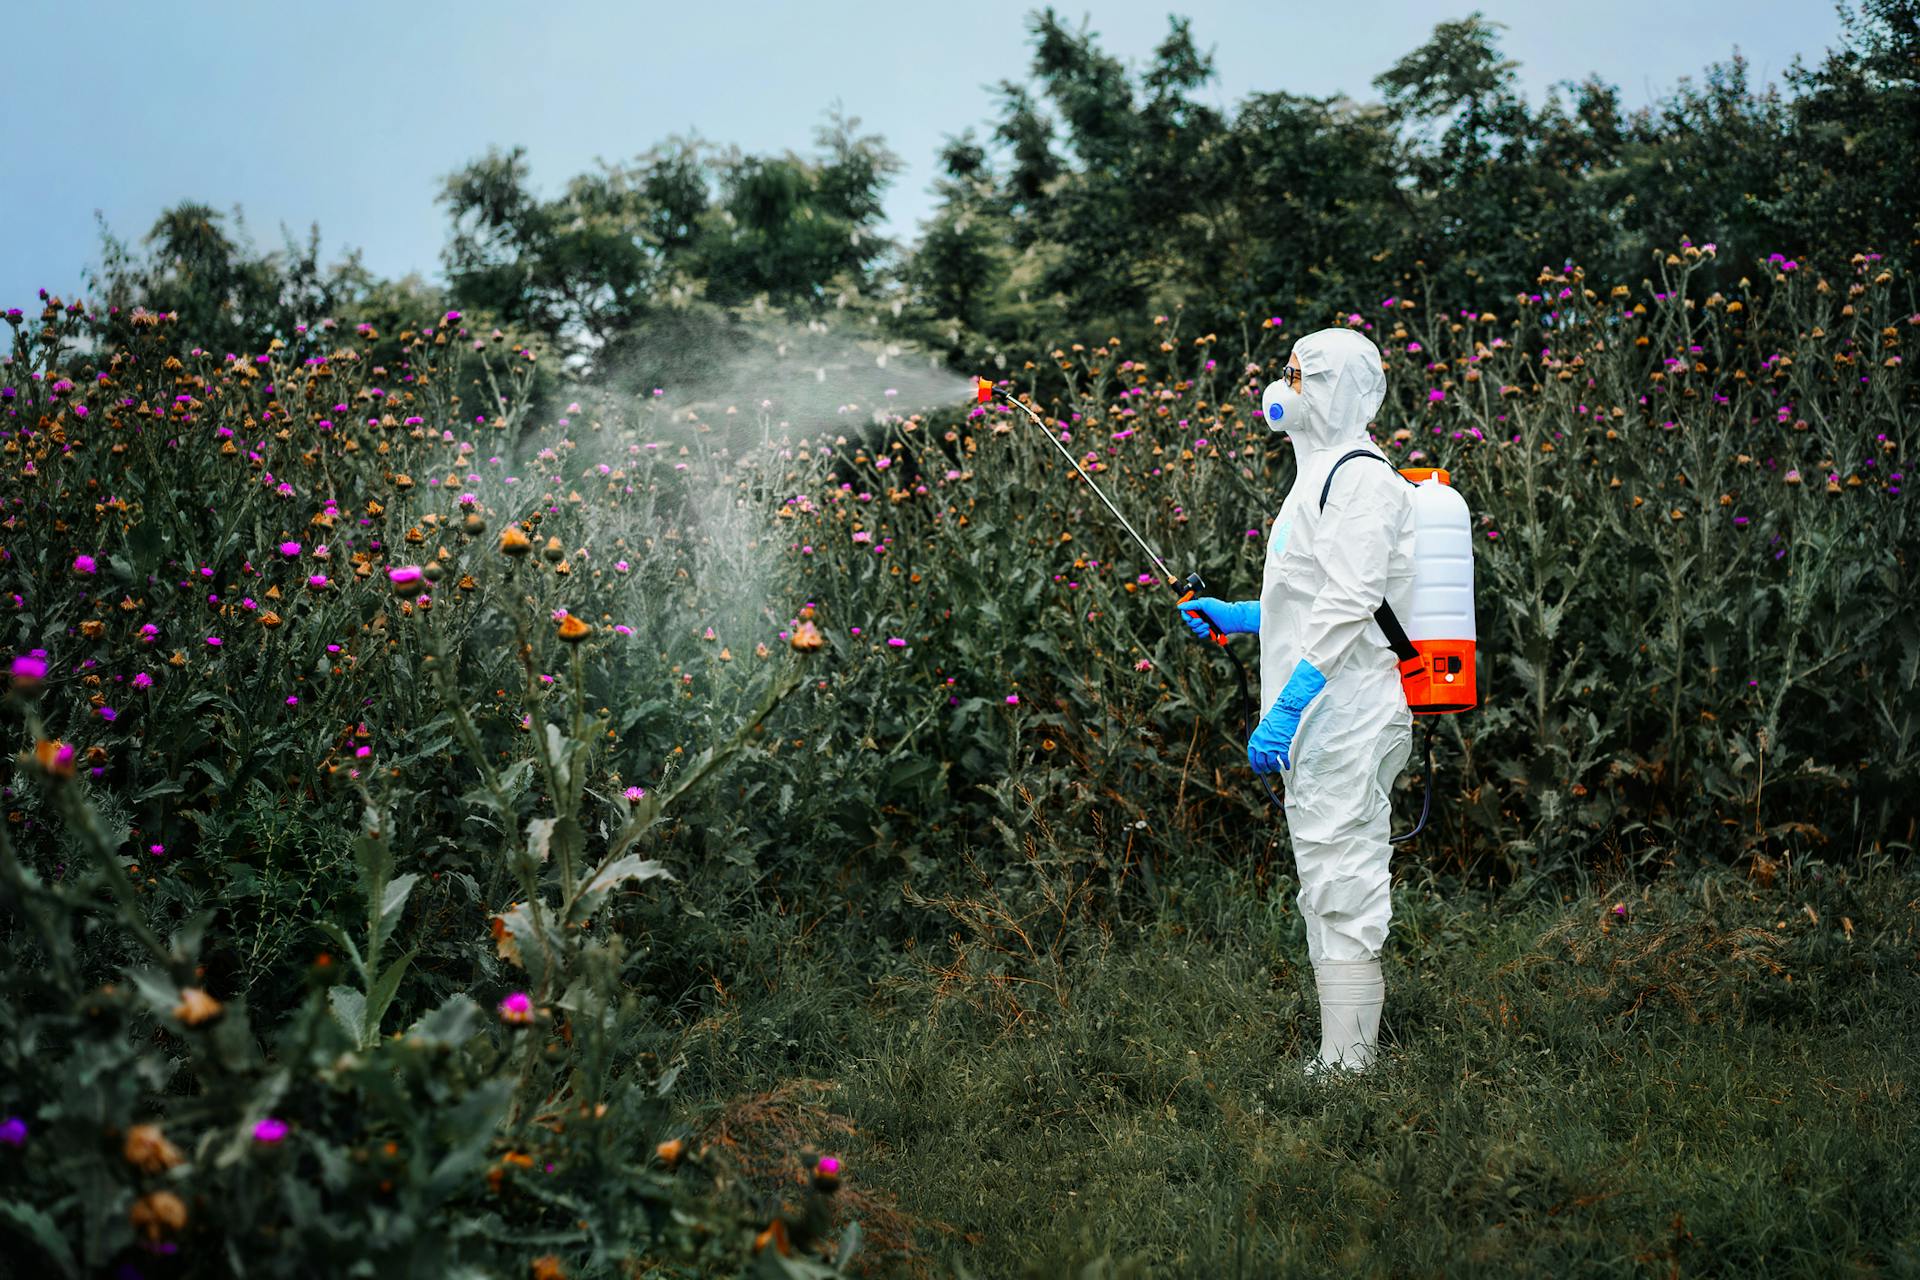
3, 0, 1847, 310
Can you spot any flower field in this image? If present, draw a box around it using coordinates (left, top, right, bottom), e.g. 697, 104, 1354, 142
1, 247, 1916, 1276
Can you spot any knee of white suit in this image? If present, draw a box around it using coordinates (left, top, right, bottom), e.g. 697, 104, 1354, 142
1298, 869, 1393, 963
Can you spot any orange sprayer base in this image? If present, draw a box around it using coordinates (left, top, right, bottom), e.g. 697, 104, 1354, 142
1397, 639, 1477, 715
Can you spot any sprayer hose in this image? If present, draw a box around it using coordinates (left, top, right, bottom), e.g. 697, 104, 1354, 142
1390, 720, 1437, 844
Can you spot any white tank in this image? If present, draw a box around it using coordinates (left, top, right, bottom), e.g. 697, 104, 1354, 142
1401, 472, 1476, 712
1407, 476, 1475, 642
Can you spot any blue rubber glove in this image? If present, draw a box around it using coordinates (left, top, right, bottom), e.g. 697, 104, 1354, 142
1249, 659, 1329, 774
1175, 597, 1259, 640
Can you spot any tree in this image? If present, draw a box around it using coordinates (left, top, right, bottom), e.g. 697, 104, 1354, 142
439, 113, 901, 386
1228, 91, 1409, 315
440, 144, 685, 363
696, 107, 902, 309
1781, 0, 1920, 265
1614, 55, 1791, 275
906, 132, 1009, 344
1374, 14, 1551, 293
91, 203, 375, 354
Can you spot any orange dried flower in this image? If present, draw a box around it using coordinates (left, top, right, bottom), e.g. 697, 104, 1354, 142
174, 986, 223, 1026
557, 614, 592, 643
491, 914, 523, 967
753, 1218, 791, 1256
790, 621, 825, 652
130, 1191, 188, 1241
655, 1137, 685, 1168
500, 526, 532, 556
530, 1256, 566, 1280
33, 739, 76, 778
123, 1124, 184, 1173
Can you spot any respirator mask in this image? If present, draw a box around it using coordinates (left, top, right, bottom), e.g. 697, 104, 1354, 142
1261, 373, 1307, 433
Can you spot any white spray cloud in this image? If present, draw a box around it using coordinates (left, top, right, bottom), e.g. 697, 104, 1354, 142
631, 313, 978, 453
551, 315, 979, 655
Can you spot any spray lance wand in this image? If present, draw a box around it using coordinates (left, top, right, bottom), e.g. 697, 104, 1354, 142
977, 378, 1284, 809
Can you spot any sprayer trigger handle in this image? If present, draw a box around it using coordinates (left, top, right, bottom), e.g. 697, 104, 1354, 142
1175, 587, 1230, 646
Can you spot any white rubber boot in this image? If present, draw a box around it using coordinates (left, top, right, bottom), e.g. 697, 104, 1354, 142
1308, 958, 1384, 1075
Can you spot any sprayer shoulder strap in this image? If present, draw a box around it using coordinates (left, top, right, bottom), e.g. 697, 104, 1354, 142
1318, 448, 1419, 666
1318, 448, 1408, 512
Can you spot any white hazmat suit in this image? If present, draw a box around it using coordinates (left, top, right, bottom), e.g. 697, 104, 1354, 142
1259, 328, 1415, 1073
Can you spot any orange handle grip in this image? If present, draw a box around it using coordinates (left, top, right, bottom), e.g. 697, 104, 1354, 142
1176, 588, 1232, 647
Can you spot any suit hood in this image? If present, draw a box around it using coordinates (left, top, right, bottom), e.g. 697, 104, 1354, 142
1279, 327, 1387, 456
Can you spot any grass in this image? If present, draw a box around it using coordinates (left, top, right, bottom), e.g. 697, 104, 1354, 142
667, 855, 1920, 1278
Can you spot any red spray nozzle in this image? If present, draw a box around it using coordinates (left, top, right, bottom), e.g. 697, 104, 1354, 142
976, 377, 993, 404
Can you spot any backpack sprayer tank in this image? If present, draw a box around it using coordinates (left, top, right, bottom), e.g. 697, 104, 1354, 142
1314, 454, 1478, 717
1395, 468, 1477, 715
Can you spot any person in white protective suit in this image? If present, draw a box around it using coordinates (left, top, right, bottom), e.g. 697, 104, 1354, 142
1176, 327, 1415, 1075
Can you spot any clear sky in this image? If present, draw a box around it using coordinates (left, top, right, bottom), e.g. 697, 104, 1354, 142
2, 0, 1848, 311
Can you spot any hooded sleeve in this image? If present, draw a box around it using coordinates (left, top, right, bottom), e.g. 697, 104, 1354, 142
1299, 461, 1407, 677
